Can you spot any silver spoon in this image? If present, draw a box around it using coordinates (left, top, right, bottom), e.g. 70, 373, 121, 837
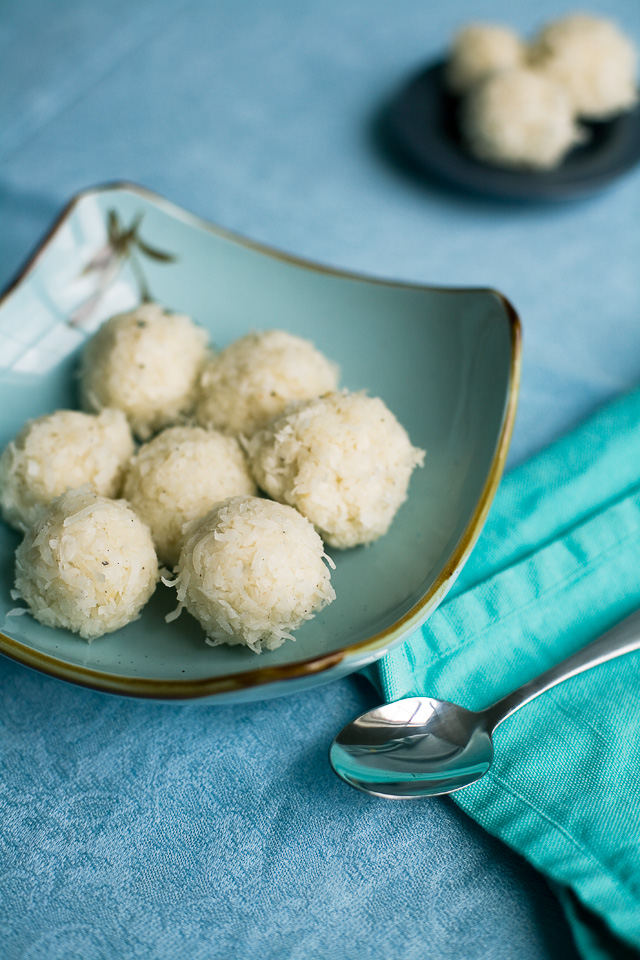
330, 608, 640, 799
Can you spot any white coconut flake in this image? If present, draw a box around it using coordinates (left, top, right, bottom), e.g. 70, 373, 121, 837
195, 330, 339, 436
79, 303, 209, 440
460, 68, 585, 170
122, 425, 256, 566
446, 23, 526, 93
164, 601, 184, 624
14, 487, 159, 640
0, 409, 133, 532
172, 496, 335, 652
245, 390, 425, 548
530, 13, 638, 120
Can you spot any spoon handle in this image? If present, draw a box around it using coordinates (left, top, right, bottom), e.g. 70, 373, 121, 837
486, 608, 640, 730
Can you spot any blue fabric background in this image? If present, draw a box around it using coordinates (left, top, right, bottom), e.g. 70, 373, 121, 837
2, 1, 640, 957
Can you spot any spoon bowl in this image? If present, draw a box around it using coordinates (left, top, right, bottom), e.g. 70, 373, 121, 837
330, 697, 493, 799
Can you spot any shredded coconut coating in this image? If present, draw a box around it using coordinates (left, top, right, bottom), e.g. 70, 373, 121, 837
14, 488, 159, 640
530, 13, 638, 120
460, 67, 584, 169
80, 303, 209, 440
195, 330, 339, 437
171, 496, 335, 652
446, 23, 526, 93
0, 409, 134, 532
245, 391, 425, 549
123, 426, 257, 567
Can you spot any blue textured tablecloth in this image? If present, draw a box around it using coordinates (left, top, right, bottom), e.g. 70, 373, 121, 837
2, 2, 640, 958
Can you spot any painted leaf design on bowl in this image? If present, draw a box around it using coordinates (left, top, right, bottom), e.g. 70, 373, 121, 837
69, 210, 177, 328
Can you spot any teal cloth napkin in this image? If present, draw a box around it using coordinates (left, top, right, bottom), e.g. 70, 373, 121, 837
373, 387, 640, 959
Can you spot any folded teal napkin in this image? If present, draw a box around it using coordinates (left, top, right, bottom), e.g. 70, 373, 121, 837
373, 387, 640, 959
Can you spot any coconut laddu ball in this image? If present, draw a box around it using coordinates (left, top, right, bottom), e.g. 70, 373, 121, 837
245, 391, 425, 549
460, 67, 584, 169
530, 13, 638, 120
195, 330, 339, 437
122, 426, 257, 567
0, 409, 134, 532
14, 488, 159, 640
446, 23, 526, 94
80, 302, 209, 440
169, 496, 335, 653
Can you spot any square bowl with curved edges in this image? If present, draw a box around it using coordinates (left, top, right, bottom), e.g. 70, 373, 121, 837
0, 184, 521, 704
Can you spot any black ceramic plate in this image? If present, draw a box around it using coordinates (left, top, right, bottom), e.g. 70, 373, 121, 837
386, 60, 640, 201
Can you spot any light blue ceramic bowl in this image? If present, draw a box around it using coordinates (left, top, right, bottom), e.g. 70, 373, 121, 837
0, 184, 520, 703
